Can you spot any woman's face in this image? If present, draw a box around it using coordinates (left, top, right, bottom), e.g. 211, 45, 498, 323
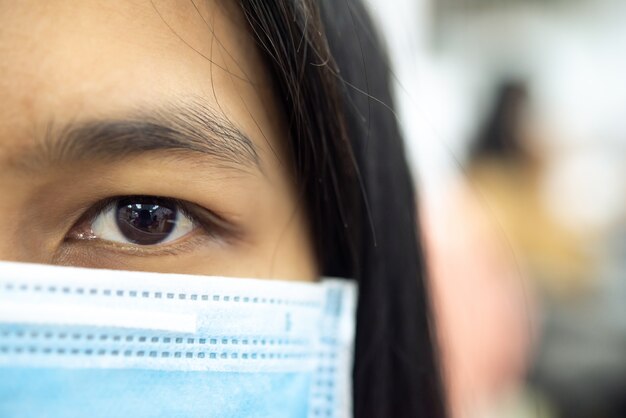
0, 0, 317, 281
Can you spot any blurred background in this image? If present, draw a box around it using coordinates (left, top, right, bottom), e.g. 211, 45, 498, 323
362, 0, 626, 417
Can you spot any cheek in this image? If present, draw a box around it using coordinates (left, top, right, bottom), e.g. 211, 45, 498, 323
265, 211, 318, 281
235, 177, 318, 281
251, 204, 318, 281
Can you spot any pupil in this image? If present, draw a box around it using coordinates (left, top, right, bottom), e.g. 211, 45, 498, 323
115, 197, 177, 245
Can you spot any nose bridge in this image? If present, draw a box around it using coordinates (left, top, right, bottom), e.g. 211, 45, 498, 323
0, 178, 41, 263
0, 214, 23, 263
0, 191, 22, 262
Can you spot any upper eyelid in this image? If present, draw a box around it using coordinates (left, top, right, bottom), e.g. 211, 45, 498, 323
175, 199, 243, 239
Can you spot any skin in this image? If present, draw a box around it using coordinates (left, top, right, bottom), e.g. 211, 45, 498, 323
0, 0, 318, 281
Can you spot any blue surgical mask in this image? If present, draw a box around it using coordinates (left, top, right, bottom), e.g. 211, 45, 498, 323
0, 261, 357, 418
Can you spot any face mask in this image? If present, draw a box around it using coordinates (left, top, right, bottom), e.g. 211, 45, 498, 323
0, 261, 357, 418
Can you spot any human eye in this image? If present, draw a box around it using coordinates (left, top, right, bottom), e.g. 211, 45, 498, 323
65, 195, 236, 252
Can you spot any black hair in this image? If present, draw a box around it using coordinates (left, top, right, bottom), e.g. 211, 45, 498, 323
470, 80, 529, 162
239, 1, 447, 417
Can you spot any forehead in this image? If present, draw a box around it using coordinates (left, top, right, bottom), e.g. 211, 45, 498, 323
0, 0, 274, 159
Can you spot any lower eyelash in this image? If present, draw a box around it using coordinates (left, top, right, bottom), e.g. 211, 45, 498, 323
63, 227, 223, 257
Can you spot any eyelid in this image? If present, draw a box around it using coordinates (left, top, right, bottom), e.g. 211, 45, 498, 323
66, 195, 243, 247
172, 199, 243, 241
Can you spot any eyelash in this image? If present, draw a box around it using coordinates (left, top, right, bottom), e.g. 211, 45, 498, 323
65, 196, 239, 255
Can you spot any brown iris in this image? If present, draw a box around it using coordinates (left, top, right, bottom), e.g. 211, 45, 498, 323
116, 196, 178, 245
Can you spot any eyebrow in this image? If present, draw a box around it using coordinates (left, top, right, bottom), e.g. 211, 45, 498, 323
24, 99, 260, 172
